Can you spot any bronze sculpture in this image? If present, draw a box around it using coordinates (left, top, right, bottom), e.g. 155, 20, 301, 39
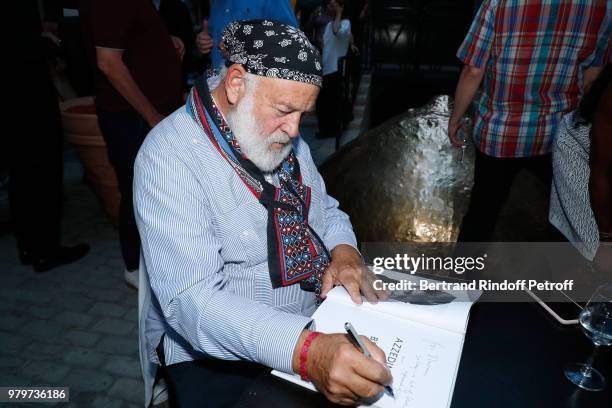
320, 95, 474, 243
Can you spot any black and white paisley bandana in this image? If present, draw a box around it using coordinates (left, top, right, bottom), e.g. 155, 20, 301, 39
221, 19, 323, 87
187, 72, 330, 298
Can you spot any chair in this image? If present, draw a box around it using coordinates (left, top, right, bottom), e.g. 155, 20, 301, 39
138, 254, 159, 407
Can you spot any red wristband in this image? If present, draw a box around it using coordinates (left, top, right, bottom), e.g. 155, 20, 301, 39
299, 331, 321, 382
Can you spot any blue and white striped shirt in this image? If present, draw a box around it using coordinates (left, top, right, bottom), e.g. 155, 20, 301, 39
133, 106, 357, 375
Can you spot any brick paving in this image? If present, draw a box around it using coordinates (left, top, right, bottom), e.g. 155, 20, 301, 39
0, 76, 370, 407
0, 152, 141, 407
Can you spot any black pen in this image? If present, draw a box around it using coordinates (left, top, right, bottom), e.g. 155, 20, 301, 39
344, 322, 395, 399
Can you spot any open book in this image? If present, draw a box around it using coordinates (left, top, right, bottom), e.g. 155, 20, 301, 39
272, 270, 481, 408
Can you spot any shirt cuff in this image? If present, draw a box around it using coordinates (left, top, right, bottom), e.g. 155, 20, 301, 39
256, 311, 313, 374
324, 231, 358, 255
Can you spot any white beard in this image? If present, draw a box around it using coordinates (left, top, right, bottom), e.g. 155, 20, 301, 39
226, 90, 293, 172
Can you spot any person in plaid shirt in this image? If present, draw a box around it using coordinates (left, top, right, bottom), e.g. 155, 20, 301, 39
448, 0, 611, 242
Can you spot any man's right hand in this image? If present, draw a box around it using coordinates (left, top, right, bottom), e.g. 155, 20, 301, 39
447, 116, 464, 147
196, 19, 213, 55
96, 47, 164, 130
293, 331, 393, 406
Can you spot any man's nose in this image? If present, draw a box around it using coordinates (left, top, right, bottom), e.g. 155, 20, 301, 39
283, 113, 302, 138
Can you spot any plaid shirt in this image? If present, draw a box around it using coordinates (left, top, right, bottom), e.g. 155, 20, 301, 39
457, 0, 611, 158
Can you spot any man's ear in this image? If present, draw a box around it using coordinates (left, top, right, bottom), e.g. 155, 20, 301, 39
224, 64, 248, 106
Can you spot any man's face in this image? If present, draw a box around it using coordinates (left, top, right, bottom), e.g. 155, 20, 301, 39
227, 75, 319, 172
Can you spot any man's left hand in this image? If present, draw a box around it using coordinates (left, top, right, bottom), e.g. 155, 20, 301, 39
321, 245, 387, 304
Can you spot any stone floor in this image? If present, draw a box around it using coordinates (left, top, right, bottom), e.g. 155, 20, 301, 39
0, 76, 371, 407
0, 150, 143, 407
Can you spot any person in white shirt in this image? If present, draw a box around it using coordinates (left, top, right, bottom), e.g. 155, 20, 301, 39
316, 0, 353, 139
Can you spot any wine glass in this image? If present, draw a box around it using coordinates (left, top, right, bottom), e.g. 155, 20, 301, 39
564, 284, 612, 391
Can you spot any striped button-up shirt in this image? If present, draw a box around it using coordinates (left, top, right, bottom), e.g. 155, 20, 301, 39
133, 106, 357, 374
457, 0, 611, 158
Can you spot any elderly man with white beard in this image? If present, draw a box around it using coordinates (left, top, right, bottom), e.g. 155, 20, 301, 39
133, 20, 392, 407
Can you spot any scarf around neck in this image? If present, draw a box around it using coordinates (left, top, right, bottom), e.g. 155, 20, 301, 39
186, 73, 330, 297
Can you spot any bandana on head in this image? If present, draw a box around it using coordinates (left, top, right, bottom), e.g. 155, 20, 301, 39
221, 19, 323, 87
186, 71, 330, 298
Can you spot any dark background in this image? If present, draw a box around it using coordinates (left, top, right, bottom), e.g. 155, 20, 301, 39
368, 0, 476, 127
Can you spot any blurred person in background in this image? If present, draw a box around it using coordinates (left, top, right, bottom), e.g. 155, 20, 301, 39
448, 0, 611, 242
308, 0, 333, 51
3, 2, 89, 272
79, 0, 184, 289
549, 63, 612, 274
156, 0, 197, 89
38, 1, 95, 97
316, 0, 355, 139
345, 0, 368, 105
296, 0, 322, 36
195, 0, 298, 69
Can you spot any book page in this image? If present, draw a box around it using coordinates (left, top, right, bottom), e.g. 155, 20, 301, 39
273, 299, 464, 408
326, 270, 480, 334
